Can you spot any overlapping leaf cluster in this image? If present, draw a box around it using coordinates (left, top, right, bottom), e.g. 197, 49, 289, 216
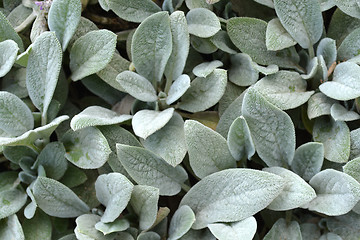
1, 0, 360, 239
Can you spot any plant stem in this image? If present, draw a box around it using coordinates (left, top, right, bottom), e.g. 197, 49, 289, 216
285, 210, 292, 224
308, 45, 315, 59
164, 76, 173, 94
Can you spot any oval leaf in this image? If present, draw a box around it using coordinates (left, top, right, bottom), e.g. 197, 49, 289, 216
70, 29, 116, 81
242, 88, 296, 167
0, 40, 19, 77
168, 205, 195, 240
75, 214, 113, 240
33, 176, 90, 218
263, 218, 302, 240
186, 8, 220, 38
116, 144, 188, 196
208, 217, 257, 240
192, 60, 223, 78
0, 189, 27, 219
330, 103, 360, 122
0, 215, 24, 240
334, 0, 360, 19
166, 74, 191, 105
179, 168, 285, 229
266, 18, 297, 51
228, 53, 259, 87
307, 92, 337, 120
0, 11, 24, 52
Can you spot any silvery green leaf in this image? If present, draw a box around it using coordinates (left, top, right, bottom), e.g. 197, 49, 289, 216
319, 62, 360, 101
307, 92, 336, 119
210, 30, 237, 54
252, 63, 279, 76
116, 144, 188, 196
132, 108, 174, 139
263, 218, 302, 240
0, 115, 68, 147
35, 142, 67, 180
98, 0, 110, 10
218, 82, 244, 117
330, 103, 360, 121
48, 0, 81, 51
30, 14, 47, 43
70, 29, 116, 81
0, 215, 24, 240
227, 17, 299, 68
22, 211, 51, 240
168, 205, 195, 240
208, 217, 257, 240
60, 164, 88, 188
228, 53, 259, 87
227, 116, 255, 161
325, 212, 360, 239
264, 167, 316, 210
26, 31, 62, 119
343, 157, 360, 182
316, 38, 337, 68
186, 8, 220, 38
313, 117, 350, 163
116, 71, 157, 102
301, 57, 318, 80
0, 188, 27, 219
116, 232, 135, 240
62, 127, 111, 169
334, 0, 360, 19
190, 35, 218, 54
95, 173, 133, 223
130, 185, 159, 231
0, 172, 19, 192
2, 68, 28, 98
216, 92, 245, 137
180, 229, 215, 240
193, 60, 223, 78
266, 18, 297, 51
184, 120, 236, 179
253, 71, 314, 110
6, 3, 31, 28
95, 219, 130, 235
0, 40, 18, 77
179, 69, 227, 113
68, 17, 98, 49
97, 52, 130, 92
319, 233, 342, 240
70, 106, 132, 131
131, 12, 172, 84
143, 113, 186, 167
242, 88, 295, 167
164, 11, 189, 81
328, 9, 360, 46
300, 223, 321, 240
351, 128, 360, 160
180, 168, 285, 229
185, 0, 212, 10
166, 74, 191, 105
106, 0, 161, 23
308, 169, 360, 215
320, 0, 336, 11
0, 11, 24, 52
137, 232, 160, 240
291, 142, 324, 181
33, 176, 90, 218
75, 214, 114, 240
0, 91, 33, 137
338, 27, 360, 61
274, 0, 323, 48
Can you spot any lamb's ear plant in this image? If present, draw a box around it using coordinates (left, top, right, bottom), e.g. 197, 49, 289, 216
1, 0, 360, 239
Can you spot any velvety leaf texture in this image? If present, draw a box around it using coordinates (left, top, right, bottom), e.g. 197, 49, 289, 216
0, 40, 18, 77
186, 8, 221, 38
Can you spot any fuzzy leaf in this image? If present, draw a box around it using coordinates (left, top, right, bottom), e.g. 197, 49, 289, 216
316, 38, 337, 68
0, 11, 24, 52
264, 167, 316, 211
210, 30, 238, 54
179, 69, 227, 112
62, 127, 111, 169
307, 92, 336, 119
242, 88, 296, 167
273, 0, 323, 48
179, 168, 285, 229
95, 219, 130, 235
266, 18, 297, 51
0, 188, 27, 219
330, 103, 360, 121
130, 185, 159, 231
228, 53, 259, 87
334, 0, 360, 19
70, 29, 116, 81
48, 0, 81, 51
131, 12, 172, 84
95, 173, 134, 223
263, 218, 302, 240
116, 144, 188, 196
0, 215, 24, 240
192, 60, 223, 78
351, 128, 360, 160
308, 169, 360, 215
313, 117, 350, 163
71, 106, 132, 131
26, 31, 62, 118
0, 91, 33, 137
186, 8, 220, 38
75, 214, 113, 240
338, 27, 360, 61
166, 74, 191, 105
253, 71, 314, 110
33, 176, 90, 218
0, 40, 18, 77
208, 217, 257, 240
132, 108, 174, 139
168, 205, 195, 240
343, 157, 360, 184
319, 62, 360, 101
116, 71, 157, 102
184, 120, 236, 179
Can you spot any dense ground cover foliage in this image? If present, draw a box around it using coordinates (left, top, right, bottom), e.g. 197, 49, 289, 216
1, 0, 360, 239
